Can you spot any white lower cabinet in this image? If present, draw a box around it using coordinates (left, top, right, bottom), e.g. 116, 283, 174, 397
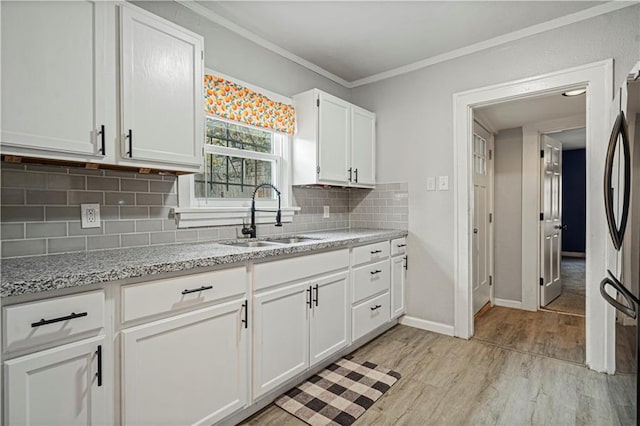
391, 255, 407, 318
5, 336, 107, 426
253, 282, 310, 398
121, 300, 248, 426
309, 272, 350, 366
253, 271, 349, 398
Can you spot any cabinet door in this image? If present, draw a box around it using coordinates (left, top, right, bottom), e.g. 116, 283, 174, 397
310, 271, 349, 365
121, 301, 247, 426
318, 92, 350, 185
1, 1, 107, 158
351, 106, 376, 187
391, 255, 407, 318
253, 282, 309, 398
120, 5, 203, 169
5, 336, 107, 426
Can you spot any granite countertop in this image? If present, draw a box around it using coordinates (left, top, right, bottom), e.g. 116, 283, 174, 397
0, 229, 408, 298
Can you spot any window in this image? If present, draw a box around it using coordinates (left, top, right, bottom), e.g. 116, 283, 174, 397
195, 117, 284, 201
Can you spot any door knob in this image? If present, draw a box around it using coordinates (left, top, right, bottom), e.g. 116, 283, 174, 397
554, 224, 568, 230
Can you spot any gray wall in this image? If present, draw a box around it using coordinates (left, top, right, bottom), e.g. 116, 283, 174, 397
493, 128, 523, 302
131, 1, 350, 100
350, 6, 640, 325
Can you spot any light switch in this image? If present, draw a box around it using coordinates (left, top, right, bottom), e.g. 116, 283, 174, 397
426, 177, 436, 191
438, 176, 449, 191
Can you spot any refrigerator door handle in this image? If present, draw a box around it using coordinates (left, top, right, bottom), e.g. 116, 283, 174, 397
600, 270, 638, 319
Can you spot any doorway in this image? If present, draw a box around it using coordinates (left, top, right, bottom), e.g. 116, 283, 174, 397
542, 129, 587, 317
453, 60, 615, 372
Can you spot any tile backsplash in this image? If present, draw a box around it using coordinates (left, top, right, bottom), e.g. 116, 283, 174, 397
0, 162, 407, 258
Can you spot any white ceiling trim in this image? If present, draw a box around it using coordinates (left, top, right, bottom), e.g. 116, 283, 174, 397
179, 1, 636, 89
350, 1, 636, 87
176, 0, 351, 87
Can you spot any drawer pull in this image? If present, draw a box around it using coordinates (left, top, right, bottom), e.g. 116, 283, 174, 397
370, 304, 382, 311
31, 312, 88, 328
397, 244, 407, 248
370, 270, 382, 275
370, 250, 382, 254
181, 285, 213, 295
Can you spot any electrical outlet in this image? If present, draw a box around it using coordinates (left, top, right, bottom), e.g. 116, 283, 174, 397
323, 205, 330, 218
81, 203, 101, 229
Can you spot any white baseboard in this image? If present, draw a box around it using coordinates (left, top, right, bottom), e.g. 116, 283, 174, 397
494, 298, 523, 309
400, 315, 455, 336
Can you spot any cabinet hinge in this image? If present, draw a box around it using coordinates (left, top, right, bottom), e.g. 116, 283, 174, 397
316, 165, 320, 174
540, 212, 544, 221
540, 150, 544, 158
404, 255, 408, 270
489, 275, 493, 286
317, 98, 320, 107
540, 277, 544, 286
489, 213, 493, 223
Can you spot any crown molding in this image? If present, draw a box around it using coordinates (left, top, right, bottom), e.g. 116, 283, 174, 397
179, 1, 638, 89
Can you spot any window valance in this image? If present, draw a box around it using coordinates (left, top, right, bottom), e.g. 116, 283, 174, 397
204, 75, 295, 135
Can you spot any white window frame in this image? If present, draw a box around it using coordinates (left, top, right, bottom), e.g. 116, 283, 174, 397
174, 70, 298, 228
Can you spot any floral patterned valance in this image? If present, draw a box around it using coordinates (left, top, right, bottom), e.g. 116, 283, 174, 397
204, 75, 295, 135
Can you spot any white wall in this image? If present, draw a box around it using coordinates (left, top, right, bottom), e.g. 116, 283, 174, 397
131, 1, 350, 100
351, 6, 640, 326
493, 128, 523, 302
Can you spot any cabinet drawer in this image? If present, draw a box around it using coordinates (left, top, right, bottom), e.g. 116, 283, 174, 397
391, 237, 407, 256
352, 260, 390, 303
122, 267, 246, 323
352, 241, 390, 266
352, 292, 390, 341
3, 290, 105, 354
254, 249, 349, 291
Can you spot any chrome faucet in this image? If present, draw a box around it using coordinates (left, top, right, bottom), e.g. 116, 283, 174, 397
241, 183, 282, 239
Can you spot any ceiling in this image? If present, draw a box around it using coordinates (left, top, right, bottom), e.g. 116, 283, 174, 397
475, 90, 586, 133
548, 127, 587, 150
187, 1, 622, 86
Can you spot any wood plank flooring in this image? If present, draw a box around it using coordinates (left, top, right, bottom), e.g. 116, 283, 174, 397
241, 324, 635, 425
617, 323, 637, 374
474, 306, 585, 365
545, 258, 586, 316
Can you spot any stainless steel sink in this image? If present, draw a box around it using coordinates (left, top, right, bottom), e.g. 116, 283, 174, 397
268, 237, 318, 244
222, 240, 282, 248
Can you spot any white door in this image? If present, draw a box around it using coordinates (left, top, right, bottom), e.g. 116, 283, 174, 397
1, 1, 107, 158
253, 282, 309, 398
121, 301, 247, 426
5, 336, 107, 426
351, 106, 376, 186
391, 255, 407, 318
318, 92, 350, 185
120, 5, 203, 168
472, 123, 493, 314
540, 135, 563, 306
309, 271, 349, 366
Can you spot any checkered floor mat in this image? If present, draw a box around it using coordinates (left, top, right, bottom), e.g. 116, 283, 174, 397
274, 358, 401, 426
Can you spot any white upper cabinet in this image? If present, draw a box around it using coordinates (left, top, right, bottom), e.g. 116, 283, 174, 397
350, 106, 376, 186
292, 89, 375, 188
119, 6, 203, 170
1, 2, 203, 173
318, 92, 351, 185
1, 1, 109, 161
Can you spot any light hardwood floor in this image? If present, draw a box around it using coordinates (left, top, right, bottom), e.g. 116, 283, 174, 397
545, 257, 586, 317
241, 324, 635, 425
474, 306, 586, 365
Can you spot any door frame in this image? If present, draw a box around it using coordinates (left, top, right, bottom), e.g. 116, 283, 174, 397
453, 59, 615, 373
522, 115, 586, 311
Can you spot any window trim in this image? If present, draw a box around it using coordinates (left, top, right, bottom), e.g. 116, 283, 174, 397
174, 70, 298, 229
